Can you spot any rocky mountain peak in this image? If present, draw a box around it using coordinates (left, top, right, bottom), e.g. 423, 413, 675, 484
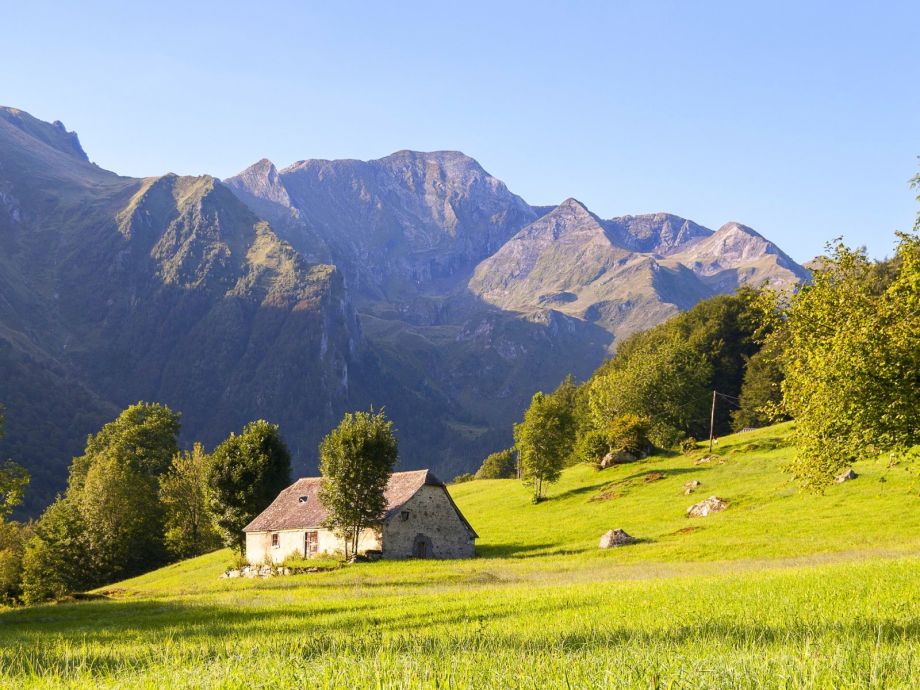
225, 157, 292, 209
0, 106, 89, 162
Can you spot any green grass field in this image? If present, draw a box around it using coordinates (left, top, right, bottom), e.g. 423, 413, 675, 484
2, 423, 919, 688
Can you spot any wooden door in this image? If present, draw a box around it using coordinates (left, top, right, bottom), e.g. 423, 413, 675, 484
304, 531, 318, 557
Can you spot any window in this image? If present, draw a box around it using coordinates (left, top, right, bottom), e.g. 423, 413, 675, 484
298, 495, 309, 504
271, 533, 279, 549
400, 510, 411, 521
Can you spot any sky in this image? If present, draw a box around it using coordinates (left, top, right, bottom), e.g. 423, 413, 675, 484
2, 1, 918, 262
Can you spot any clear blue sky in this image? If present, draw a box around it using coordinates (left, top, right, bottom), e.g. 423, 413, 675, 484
3, 1, 918, 261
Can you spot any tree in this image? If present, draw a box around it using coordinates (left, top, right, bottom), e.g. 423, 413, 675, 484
0, 403, 30, 519
68, 402, 181, 493
0, 520, 31, 604
160, 443, 221, 560
605, 413, 652, 457
589, 335, 712, 447
207, 420, 292, 553
79, 449, 165, 580
21, 497, 90, 603
21, 402, 181, 601
732, 334, 787, 430
515, 388, 574, 503
475, 448, 517, 479
0, 461, 29, 520
0, 404, 31, 603
781, 232, 920, 489
70, 403, 179, 582
318, 410, 398, 560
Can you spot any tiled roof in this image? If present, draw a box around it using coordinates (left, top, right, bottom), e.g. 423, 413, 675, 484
243, 469, 475, 536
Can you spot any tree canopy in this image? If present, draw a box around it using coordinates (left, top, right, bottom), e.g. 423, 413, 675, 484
780, 232, 919, 488
319, 410, 398, 560
207, 420, 292, 553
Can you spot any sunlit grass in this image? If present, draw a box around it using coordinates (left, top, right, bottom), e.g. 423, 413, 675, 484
2, 423, 918, 688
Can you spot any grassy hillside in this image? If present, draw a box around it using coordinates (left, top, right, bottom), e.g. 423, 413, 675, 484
2, 424, 919, 688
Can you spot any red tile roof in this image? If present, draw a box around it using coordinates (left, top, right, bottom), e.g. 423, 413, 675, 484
243, 469, 476, 537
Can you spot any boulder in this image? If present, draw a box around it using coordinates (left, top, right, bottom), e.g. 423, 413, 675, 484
687, 496, 728, 518
598, 529, 637, 548
835, 469, 858, 483
600, 449, 640, 468
683, 479, 702, 496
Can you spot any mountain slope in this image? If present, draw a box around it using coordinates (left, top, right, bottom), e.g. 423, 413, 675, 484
1, 107, 809, 514
0, 109, 364, 510
469, 199, 807, 342
225, 150, 540, 298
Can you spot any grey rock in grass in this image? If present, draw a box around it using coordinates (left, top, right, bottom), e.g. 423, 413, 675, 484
687, 496, 727, 518
835, 469, 858, 483
600, 449, 640, 468
599, 529, 638, 548
684, 479, 702, 495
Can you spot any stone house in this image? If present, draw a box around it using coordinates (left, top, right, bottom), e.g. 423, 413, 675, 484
244, 469, 477, 563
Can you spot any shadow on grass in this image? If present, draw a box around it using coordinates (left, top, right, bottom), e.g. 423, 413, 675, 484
1, 594, 917, 680
475, 542, 560, 559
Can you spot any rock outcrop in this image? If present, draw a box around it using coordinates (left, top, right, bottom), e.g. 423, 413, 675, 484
687, 496, 728, 518
599, 529, 638, 548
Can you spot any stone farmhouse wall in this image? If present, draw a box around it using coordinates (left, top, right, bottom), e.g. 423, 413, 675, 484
382, 485, 475, 558
246, 528, 381, 564
245, 484, 475, 564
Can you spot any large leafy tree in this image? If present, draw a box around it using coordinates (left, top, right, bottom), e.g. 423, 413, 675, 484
589, 335, 712, 447
781, 231, 919, 489
319, 410, 398, 560
75, 403, 179, 580
21, 402, 180, 600
160, 443, 221, 560
21, 497, 90, 603
515, 384, 575, 503
207, 420, 292, 553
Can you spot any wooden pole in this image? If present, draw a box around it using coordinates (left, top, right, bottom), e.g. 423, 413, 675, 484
708, 389, 717, 455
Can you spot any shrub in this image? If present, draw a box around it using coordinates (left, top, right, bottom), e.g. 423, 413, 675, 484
451, 473, 475, 484
575, 429, 610, 466
606, 414, 652, 456
475, 449, 517, 479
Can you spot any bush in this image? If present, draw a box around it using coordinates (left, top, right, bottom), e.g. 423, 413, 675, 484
451, 472, 475, 484
226, 551, 248, 571
681, 437, 699, 454
575, 429, 609, 466
606, 414, 652, 456
282, 554, 340, 574
475, 449, 517, 479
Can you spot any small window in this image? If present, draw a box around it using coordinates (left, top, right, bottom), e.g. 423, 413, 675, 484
271, 533, 279, 548
298, 495, 309, 504
400, 510, 410, 521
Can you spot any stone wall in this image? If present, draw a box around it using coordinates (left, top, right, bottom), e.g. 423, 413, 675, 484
245, 528, 381, 564
382, 485, 475, 558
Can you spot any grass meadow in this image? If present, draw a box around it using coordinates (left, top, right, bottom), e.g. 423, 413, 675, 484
2, 423, 919, 688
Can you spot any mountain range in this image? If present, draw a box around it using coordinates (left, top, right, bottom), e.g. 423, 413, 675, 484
0, 107, 808, 515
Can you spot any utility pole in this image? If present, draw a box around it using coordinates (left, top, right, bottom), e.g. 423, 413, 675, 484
708, 389, 717, 455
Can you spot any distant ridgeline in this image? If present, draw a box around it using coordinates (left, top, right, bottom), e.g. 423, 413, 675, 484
0, 106, 809, 516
